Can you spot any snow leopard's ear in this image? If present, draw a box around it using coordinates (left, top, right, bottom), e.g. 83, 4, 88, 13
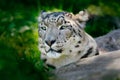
65, 12, 74, 19
77, 10, 89, 21
38, 10, 49, 22
74, 10, 89, 28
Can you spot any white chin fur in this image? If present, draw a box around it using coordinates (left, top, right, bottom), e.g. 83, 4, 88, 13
46, 51, 61, 58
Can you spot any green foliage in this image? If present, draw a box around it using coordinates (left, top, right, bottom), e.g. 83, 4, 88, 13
85, 15, 116, 37
0, 0, 120, 80
0, 2, 49, 80
0, 41, 48, 80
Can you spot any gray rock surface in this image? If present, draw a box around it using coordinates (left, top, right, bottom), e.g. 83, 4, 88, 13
95, 29, 120, 52
50, 50, 120, 80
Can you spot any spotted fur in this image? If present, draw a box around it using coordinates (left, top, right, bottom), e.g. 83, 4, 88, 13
38, 10, 99, 69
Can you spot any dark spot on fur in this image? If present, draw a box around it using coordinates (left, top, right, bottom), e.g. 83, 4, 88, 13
64, 21, 68, 23
73, 29, 76, 34
78, 41, 81, 43
64, 21, 67, 23
77, 51, 81, 54
40, 46, 44, 48
81, 47, 93, 58
95, 49, 99, 55
59, 32, 61, 35
57, 49, 63, 53
46, 64, 56, 69
78, 33, 82, 37
69, 50, 72, 52
73, 35, 75, 37
78, 29, 81, 32
75, 45, 79, 48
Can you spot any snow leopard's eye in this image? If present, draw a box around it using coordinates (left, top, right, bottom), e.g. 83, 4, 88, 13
40, 26, 47, 31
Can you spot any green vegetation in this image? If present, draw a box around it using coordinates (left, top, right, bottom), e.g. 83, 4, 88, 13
0, 0, 120, 80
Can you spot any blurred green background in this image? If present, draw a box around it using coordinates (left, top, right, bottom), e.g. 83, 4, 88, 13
0, 0, 120, 80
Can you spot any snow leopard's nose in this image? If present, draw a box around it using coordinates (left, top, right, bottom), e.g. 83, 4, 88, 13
45, 39, 56, 46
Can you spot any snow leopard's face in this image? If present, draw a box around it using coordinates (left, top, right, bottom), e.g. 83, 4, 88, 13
38, 11, 88, 58
38, 10, 99, 68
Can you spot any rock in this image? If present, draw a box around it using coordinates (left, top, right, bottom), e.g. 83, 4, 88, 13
48, 29, 120, 80
95, 29, 120, 52
50, 50, 120, 80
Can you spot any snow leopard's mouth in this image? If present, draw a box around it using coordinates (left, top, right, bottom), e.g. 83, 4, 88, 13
45, 48, 63, 58
46, 48, 63, 53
